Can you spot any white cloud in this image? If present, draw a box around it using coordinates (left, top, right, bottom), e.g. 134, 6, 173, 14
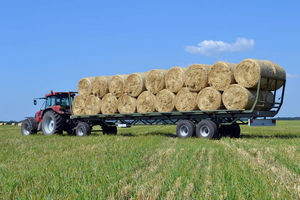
185, 37, 255, 56
287, 73, 299, 79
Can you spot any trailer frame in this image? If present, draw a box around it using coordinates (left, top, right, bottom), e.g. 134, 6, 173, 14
71, 76, 286, 138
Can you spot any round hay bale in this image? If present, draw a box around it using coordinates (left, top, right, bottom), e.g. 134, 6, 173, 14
222, 84, 256, 110
109, 75, 129, 97
184, 64, 211, 92
257, 91, 274, 111
155, 89, 176, 112
233, 59, 276, 89
175, 88, 198, 111
85, 95, 102, 115
78, 77, 95, 96
137, 91, 156, 114
101, 93, 118, 114
165, 67, 186, 93
72, 95, 87, 115
92, 76, 112, 98
208, 62, 236, 91
118, 94, 137, 114
271, 62, 286, 90
197, 87, 222, 110
145, 69, 167, 94
124, 73, 146, 97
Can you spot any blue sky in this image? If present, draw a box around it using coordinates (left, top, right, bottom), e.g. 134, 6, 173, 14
0, 0, 299, 121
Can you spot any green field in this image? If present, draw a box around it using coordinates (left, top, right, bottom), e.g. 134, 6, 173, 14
0, 121, 300, 199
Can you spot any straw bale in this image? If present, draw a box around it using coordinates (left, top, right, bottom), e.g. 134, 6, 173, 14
155, 89, 176, 112
85, 95, 102, 115
197, 87, 222, 110
184, 64, 211, 92
137, 91, 156, 114
101, 93, 118, 114
118, 94, 137, 114
72, 95, 87, 115
208, 62, 236, 91
222, 84, 256, 110
145, 69, 167, 94
270, 62, 286, 90
109, 75, 128, 97
256, 91, 274, 111
92, 76, 112, 98
78, 77, 95, 96
165, 67, 186, 93
234, 59, 276, 89
175, 87, 198, 111
124, 73, 146, 97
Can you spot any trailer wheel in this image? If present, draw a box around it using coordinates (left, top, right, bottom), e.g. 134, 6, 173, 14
196, 119, 219, 139
219, 125, 231, 137
103, 126, 117, 135
176, 120, 195, 138
21, 118, 38, 136
41, 110, 64, 135
75, 122, 91, 137
219, 123, 241, 138
230, 123, 241, 138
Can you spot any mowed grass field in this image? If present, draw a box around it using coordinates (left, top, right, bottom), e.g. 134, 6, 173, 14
0, 121, 300, 199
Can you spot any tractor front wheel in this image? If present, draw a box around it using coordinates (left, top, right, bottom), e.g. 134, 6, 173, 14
41, 110, 64, 135
21, 117, 38, 136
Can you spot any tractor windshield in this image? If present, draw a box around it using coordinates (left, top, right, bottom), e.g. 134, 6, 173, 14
45, 96, 74, 108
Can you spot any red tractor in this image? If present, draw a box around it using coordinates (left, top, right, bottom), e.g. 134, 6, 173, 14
21, 91, 77, 136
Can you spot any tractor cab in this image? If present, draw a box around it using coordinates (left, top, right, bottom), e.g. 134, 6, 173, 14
33, 91, 77, 123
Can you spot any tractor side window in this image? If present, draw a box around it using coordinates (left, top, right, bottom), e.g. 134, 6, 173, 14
61, 97, 69, 106
46, 98, 51, 108
51, 96, 56, 106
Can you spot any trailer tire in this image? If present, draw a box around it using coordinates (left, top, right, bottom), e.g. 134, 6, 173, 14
103, 126, 117, 135
219, 123, 241, 138
230, 123, 241, 138
75, 122, 91, 136
196, 119, 219, 139
21, 118, 38, 136
41, 110, 64, 135
176, 120, 195, 138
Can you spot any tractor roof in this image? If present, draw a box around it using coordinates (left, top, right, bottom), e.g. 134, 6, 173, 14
45, 91, 77, 97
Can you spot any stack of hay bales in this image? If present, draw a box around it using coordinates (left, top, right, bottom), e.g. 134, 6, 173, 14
72, 59, 286, 115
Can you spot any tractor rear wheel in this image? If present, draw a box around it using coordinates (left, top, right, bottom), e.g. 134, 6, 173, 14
21, 118, 38, 136
41, 110, 64, 135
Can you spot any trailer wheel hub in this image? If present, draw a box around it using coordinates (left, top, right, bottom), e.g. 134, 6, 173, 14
179, 125, 189, 137
77, 128, 84, 137
200, 126, 210, 137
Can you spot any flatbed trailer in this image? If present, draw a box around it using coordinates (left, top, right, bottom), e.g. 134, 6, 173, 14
71, 76, 286, 139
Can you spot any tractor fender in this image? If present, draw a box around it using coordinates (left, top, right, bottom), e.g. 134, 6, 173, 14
42, 107, 64, 118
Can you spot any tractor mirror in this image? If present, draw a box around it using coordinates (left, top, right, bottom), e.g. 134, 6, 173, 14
33, 100, 37, 105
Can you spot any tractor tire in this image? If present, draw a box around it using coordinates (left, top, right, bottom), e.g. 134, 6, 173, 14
196, 119, 219, 139
21, 117, 38, 136
176, 120, 195, 138
103, 126, 117, 135
41, 110, 64, 135
75, 122, 91, 136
